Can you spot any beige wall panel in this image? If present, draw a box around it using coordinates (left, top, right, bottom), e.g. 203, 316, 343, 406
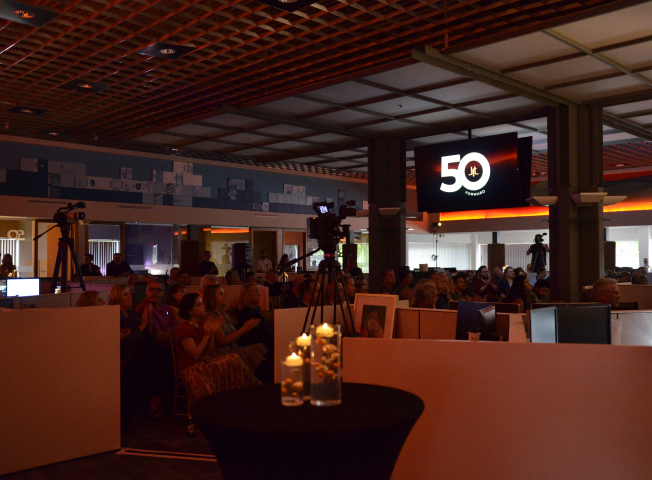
617, 284, 652, 309
419, 309, 457, 340
343, 338, 652, 480
395, 309, 419, 339
0, 306, 120, 475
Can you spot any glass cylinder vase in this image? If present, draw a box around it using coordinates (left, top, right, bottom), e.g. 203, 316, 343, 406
310, 323, 342, 407
295, 333, 312, 400
280, 353, 304, 407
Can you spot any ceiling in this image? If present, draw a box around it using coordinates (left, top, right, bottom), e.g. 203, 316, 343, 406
1, 0, 652, 181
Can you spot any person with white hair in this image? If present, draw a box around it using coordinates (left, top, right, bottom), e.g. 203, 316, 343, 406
592, 277, 620, 309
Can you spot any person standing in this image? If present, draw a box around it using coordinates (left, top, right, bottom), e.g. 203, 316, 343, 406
199, 250, 218, 276
255, 249, 273, 273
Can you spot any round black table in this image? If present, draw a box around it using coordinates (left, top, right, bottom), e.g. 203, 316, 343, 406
191, 382, 424, 480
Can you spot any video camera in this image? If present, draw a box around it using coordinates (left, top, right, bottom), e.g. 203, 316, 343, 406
53, 202, 86, 228
534, 232, 547, 244
307, 200, 358, 254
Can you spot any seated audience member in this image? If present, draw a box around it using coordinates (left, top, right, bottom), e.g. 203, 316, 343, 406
325, 281, 345, 305
579, 286, 594, 302
592, 278, 620, 308
263, 271, 284, 296
0, 253, 17, 278
282, 276, 305, 308
450, 273, 468, 301
617, 272, 631, 283
412, 282, 437, 309
637, 275, 649, 285
76, 290, 106, 307
514, 267, 527, 278
80, 253, 101, 277
533, 267, 547, 285
109, 284, 152, 428
354, 276, 368, 294
199, 274, 218, 299
106, 253, 133, 277
177, 270, 190, 287
298, 279, 319, 307
199, 250, 218, 276
434, 273, 450, 309
499, 266, 515, 300
141, 273, 153, 285
204, 284, 271, 384
166, 267, 180, 286
225, 269, 242, 285
343, 275, 356, 303
491, 266, 503, 284
135, 278, 177, 419
245, 271, 258, 284
350, 267, 363, 278
235, 283, 274, 356
631, 269, 641, 284
533, 279, 551, 303
378, 268, 397, 295
174, 293, 260, 407
473, 265, 499, 302
165, 284, 187, 324
395, 269, 414, 302
277, 254, 290, 274
465, 271, 476, 296
505, 276, 536, 312
127, 273, 139, 287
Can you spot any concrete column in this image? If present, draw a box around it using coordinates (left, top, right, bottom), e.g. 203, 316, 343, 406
368, 138, 406, 292
547, 104, 604, 301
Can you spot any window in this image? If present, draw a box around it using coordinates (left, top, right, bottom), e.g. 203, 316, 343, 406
615, 241, 639, 268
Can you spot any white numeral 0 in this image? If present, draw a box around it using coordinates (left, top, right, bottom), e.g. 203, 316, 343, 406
440, 152, 491, 193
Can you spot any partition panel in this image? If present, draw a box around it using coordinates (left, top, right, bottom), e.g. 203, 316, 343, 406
0, 306, 120, 475
344, 339, 651, 480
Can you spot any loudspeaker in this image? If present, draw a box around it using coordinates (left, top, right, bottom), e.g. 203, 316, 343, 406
232, 243, 252, 269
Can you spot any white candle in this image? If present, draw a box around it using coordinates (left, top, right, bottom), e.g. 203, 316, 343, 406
296, 333, 311, 347
315, 322, 334, 337
285, 352, 303, 367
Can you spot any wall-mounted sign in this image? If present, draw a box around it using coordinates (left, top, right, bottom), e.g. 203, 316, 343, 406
2, 230, 25, 240
415, 133, 531, 213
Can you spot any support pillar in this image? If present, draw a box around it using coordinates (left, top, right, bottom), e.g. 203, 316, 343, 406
368, 138, 406, 292
548, 104, 604, 301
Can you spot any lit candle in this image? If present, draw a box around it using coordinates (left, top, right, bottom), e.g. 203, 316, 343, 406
296, 333, 311, 347
315, 322, 334, 337
285, 352, 304, 367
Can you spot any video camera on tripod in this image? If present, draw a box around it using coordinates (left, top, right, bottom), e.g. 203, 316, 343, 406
34, 202, 88, 294
53, 202, 86, 226
306, 200, 358, 254
534, 232, 547, 244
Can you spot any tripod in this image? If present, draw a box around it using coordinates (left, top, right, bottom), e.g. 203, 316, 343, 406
278, 249, 357, 336
35, 223, 86, 294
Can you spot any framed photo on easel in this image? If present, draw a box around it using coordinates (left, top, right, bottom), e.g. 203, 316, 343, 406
353, 294, 397, 339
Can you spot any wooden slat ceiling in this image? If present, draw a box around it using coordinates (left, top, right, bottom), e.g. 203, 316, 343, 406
0, 0, 644, 147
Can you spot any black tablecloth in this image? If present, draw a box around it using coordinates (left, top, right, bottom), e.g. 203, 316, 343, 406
191, 382, 424, 480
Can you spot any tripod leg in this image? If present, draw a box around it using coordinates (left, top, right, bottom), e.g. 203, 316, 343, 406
69, 240, 86, 291
60, 240, 69, 294
302, 270, 322, 333
50, 245, 63, 293
333, 265, 355, 336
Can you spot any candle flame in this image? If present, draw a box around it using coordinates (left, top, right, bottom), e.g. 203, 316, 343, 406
301, 333, 308, 339
290, 353, 298, 359
323, 322, 328, 329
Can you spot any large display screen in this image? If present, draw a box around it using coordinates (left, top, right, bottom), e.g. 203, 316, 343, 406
7, 278, 39, 297
415, 133, 531, 213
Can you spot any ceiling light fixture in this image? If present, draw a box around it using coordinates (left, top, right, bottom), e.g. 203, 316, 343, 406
48, 132, 59, 136
61, 79, 110, 93
615, 163, 626, 167
0, 0, 59, 27
12, 9, 33, 18
20, 108, 33, 114
77, 83, 93, 89
138, 43, 195, 59
159, 48, 177, 55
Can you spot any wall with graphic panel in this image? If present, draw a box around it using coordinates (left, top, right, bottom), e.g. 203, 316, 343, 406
0, 139, 367, 216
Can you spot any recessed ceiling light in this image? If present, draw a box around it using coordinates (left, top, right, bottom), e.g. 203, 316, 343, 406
138, 43, 195, 59
615, 163, 626, 167
61, 79, 110, 93
20, 108, 33, 114
278, 0, 298, 3
8, 106, 47, 116
12, 9, 33, 18
0, 0, 58, 27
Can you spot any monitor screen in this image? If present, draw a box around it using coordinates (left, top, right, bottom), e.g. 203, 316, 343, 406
456, 301, 493, 340
478, 306, 497, 341
0, 279, 6, 297
318, 206, 329, 214
415, 133, 532, 213
555, 304, 611, 345
7, 278, 40, 297
530, 307, 557, 343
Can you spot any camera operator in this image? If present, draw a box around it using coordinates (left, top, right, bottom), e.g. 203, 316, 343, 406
526, 234, 550, 272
